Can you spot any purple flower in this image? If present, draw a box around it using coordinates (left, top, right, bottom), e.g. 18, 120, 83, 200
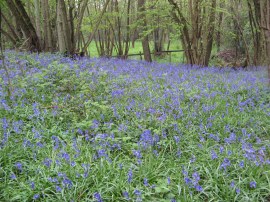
33, 194, 40, 200
219, 146, 224, 154
94, 192, 103, 202
167, 177, 171, 185
132, 150, 142, 159
190, 155, 196, 163
15, 162, 23, 172
224, 133, 236, 144
230, 181, 235, 188
127, 169, 133, 183
30, 181, 35, 190
144, 178, 149, 186
174, 136, 180, 143
10, 173, 16, 180
62, 178, 73, 189
239, 161, 244, 168
43, 158, 52, 168
122, 191, 129, 200
250, 181, 256, 188
61, 152, 70, 162
236, 188, 240, 194
211, 150, 218, 160
195, 185, 203, 192
192, 172, 200, 183
220, 158, 231, 170
134, 189, 142, 201
184, 177, 192, 185
56, 185, 62, 192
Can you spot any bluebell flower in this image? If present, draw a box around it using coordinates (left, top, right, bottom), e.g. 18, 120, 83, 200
176, 149, 182, 158
220, 158, 231, 170
132, 150, 142, 159
224, 133, 236, 144
10, 173, 16, 180
119, 163, 123, 170
94, 192, 103, 202
30, 181, 35, 190
230, 181, 235, 188
43, 158, 52, 168
15, 162, 23, 172
250, 181, 256, 188
174, 136, 180, 143
239, 161, 244, 168
144, 178, 149, 186
33, 194, 40, 200
190, 155, 196, 163
127, 169, 133, 183
195, 185, 203, 192
236, 188, 240, 194
70, 161, 76, 167
211, 150, 218, 160
167, 177, 171, 185
122, 191, 129, 200
62, 178, 73, 189
184, 177, 192, 185
134, 190, 142, 202
192, 172, 200, 183
56, 185, 62, 192
219, 146, 224, 153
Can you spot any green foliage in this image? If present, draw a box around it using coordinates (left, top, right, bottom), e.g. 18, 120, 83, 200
0, 51, 269, 201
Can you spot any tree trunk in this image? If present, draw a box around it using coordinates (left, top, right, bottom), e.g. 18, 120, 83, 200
56, 0, 72, 53
256, 0, 270, 85
75, 0, 88, 51
138, 0, 152, 62
5, 0, 40, 51
42, 0, 53, 52
82, 0, 111, 54
34, 0, 42, 47
1, 13, 20, 43
204, 0, 216, 66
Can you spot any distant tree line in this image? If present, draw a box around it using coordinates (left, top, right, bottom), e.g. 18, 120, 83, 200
0, 0, 269, 73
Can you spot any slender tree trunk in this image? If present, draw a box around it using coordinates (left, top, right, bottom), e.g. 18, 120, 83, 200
82, 0, 111, 54
124, 0, 131, 57
75, 0, 88, 51
256, 0, 270, 84
5, 0, 40, 51
1, 13, 20, 43
138, 0, 152, 62
204, 0, 216, 66
56, 0, 66, 52
42, 0, 53, 51
34, 0, 42, 47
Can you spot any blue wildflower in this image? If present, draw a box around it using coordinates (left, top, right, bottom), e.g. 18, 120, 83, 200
15, 162, 23, 172
33, 194, 40, 200
43, 158, 52, 168
220, 158, 231, 170
250, 181, 256, 188
122, 191, 129, 200
30, 181, 35, 190
144, 178, 149, 186
167, 177, 171, 185
10, 173, 16, 180
56, 185, 62, 192
211, 150, 218, 160
94, 192, 103, 202
195, 185, 203, 192
127, 169, 133, 183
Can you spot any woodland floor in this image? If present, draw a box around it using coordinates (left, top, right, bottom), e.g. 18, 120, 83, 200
0, 51, 269, 201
